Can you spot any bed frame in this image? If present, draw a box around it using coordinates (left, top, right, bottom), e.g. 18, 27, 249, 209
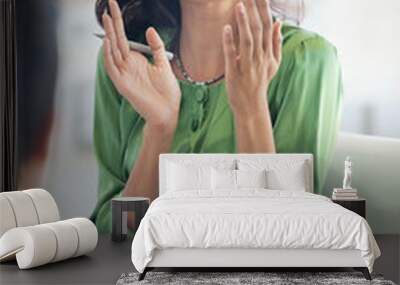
140, 248, 371, 280
138, 154, 372, 281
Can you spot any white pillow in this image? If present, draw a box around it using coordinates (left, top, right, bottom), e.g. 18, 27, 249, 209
236, 169, 267, 189
211, 168, 236, 190
266, 164, 307, 191
267, 168, 307, 191
238, 159, 309, 191
166, 162, 212, 191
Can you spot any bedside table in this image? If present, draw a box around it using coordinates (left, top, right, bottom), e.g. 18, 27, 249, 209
332, 198, 366, 218
111, 197, 150, 242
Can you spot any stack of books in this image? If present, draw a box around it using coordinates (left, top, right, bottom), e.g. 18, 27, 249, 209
332, 188, 358, 200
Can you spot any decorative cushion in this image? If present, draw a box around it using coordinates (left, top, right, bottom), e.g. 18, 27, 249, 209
266, 163, 307, 191
238, 159, 310, 191
211, 168, 237, 190
236, 169, 267, 189
166, 162, 212, 191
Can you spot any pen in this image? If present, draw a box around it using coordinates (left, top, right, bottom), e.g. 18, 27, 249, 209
94, 33, 174, 61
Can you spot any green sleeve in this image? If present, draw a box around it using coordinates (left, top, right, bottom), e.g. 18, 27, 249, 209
273, 36, 343, 194
90, 48, 126, 233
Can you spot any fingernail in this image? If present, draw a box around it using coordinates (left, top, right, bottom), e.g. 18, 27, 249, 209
238, 2, 245, 13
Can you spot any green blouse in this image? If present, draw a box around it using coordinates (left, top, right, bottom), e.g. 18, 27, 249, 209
90, 24, 343, 233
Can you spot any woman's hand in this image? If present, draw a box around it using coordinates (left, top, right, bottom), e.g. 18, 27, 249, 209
222, 0, 282, 119
102, 0, 181, 135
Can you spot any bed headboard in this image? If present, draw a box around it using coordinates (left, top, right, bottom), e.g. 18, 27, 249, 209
159, 154, 314, 195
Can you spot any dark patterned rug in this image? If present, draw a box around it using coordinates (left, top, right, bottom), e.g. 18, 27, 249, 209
116, 272, 396, 285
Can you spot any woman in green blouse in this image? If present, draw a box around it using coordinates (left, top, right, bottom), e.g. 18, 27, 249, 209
91, 0, 342, 233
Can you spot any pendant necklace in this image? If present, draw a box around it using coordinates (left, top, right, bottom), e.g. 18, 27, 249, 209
175, 46, 224, 86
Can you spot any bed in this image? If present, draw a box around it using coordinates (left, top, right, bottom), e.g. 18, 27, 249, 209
131, 154, 380, 280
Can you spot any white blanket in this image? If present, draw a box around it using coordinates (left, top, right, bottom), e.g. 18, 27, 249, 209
131, 190, 380, 273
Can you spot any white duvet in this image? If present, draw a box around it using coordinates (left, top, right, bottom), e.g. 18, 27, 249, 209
131, 190, 380, 273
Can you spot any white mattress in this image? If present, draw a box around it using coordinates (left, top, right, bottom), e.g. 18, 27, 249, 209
131, 190, 380, 273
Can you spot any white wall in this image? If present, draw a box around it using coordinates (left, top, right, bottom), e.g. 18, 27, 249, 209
303, 0, 400, 138
41, 0, 400, 218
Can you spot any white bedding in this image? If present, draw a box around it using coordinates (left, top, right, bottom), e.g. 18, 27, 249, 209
131, 190, 380, 273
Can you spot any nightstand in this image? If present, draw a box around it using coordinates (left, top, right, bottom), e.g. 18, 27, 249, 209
111, 197, 150, 242
332, 198, 366, 218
